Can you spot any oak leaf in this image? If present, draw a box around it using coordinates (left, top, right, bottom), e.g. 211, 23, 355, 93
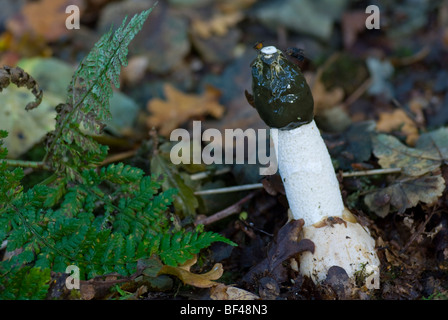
158, 256, 223, 288
191, 12, 244, 39
376, 109, 419, 146
147, 84, 225, 136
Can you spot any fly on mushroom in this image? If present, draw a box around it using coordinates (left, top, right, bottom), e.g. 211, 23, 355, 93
284, 47, 307, 70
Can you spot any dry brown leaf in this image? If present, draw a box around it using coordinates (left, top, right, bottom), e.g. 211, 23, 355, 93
191, 12, 244, 39
210, 283, 260, 300
308, 71, 345, 114
8, 0, 84, 42
158, 256, 224, 288
147, 84, 225, 136
376, 109, 419, 146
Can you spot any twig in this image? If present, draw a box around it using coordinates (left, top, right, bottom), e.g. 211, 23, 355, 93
195, 192, 256, 226
190, 167, 231, 180
194, 168, 402, 195
194, 183, 264, 195
343, 77, 372, 106
101, 149, 138, 166
341, 167, 401, 177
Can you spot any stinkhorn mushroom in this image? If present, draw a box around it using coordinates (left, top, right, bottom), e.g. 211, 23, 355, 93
246, 45, 380, 286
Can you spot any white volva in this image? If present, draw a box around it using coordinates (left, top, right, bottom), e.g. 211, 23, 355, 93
271, 120, 380, 284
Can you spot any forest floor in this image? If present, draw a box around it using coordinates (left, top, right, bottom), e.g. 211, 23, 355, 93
1, 0, 448, 300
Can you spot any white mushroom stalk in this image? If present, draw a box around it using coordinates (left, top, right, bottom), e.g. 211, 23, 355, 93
247, 45, 380, 286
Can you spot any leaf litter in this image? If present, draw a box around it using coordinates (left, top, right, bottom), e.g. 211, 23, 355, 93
2, 0, 448, 301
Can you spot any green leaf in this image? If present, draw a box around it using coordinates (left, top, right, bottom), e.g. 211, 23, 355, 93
158, 231, 236, 266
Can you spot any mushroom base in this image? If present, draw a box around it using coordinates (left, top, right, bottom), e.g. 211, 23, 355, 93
299, 216, 380, 286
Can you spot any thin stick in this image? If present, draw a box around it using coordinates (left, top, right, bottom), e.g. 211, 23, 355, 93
101, 149, 138, 166
190, 167, 231, 181
341, 167, 401, 177
193, 168, 402, 196
194, 183, 263, 196
195, 192, 256, 226
343, 77, 372, 106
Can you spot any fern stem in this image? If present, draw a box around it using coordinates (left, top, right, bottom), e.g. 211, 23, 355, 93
0, 159, 50, 170
37, 173, 58, 186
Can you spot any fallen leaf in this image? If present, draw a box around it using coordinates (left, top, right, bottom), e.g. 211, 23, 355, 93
310, 72, 345, 114
147, 84, 225, 137
321, 266, 353, 299
364, 173, 445, 217
376, 109, 419, 146
191, 12, 244, 39
326, 120, 376, 171
18, 57, 140, 136
414, 127, 448, 158
190, 27, 241, 64
257, 276, 280, 300
0, 85, 58, 158
8, 0, 85, 42
210, 283, 260, 300
158, 256, 224, 288
242, 219, 314, 285
372, 133, 444, 177
366, 130, 448, 216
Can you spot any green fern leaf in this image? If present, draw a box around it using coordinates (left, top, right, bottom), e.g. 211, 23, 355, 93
158, 231, 237, 266
45, 9, 152, 179
0, 267, 51, 300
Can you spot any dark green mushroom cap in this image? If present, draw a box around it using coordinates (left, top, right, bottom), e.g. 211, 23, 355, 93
249, 46, 314, 130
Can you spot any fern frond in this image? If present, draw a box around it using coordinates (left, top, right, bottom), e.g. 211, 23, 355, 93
44, 9, 152, 180
0, 7, 237, 299
158, 231, 236, 267
0, 267, 51, 300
